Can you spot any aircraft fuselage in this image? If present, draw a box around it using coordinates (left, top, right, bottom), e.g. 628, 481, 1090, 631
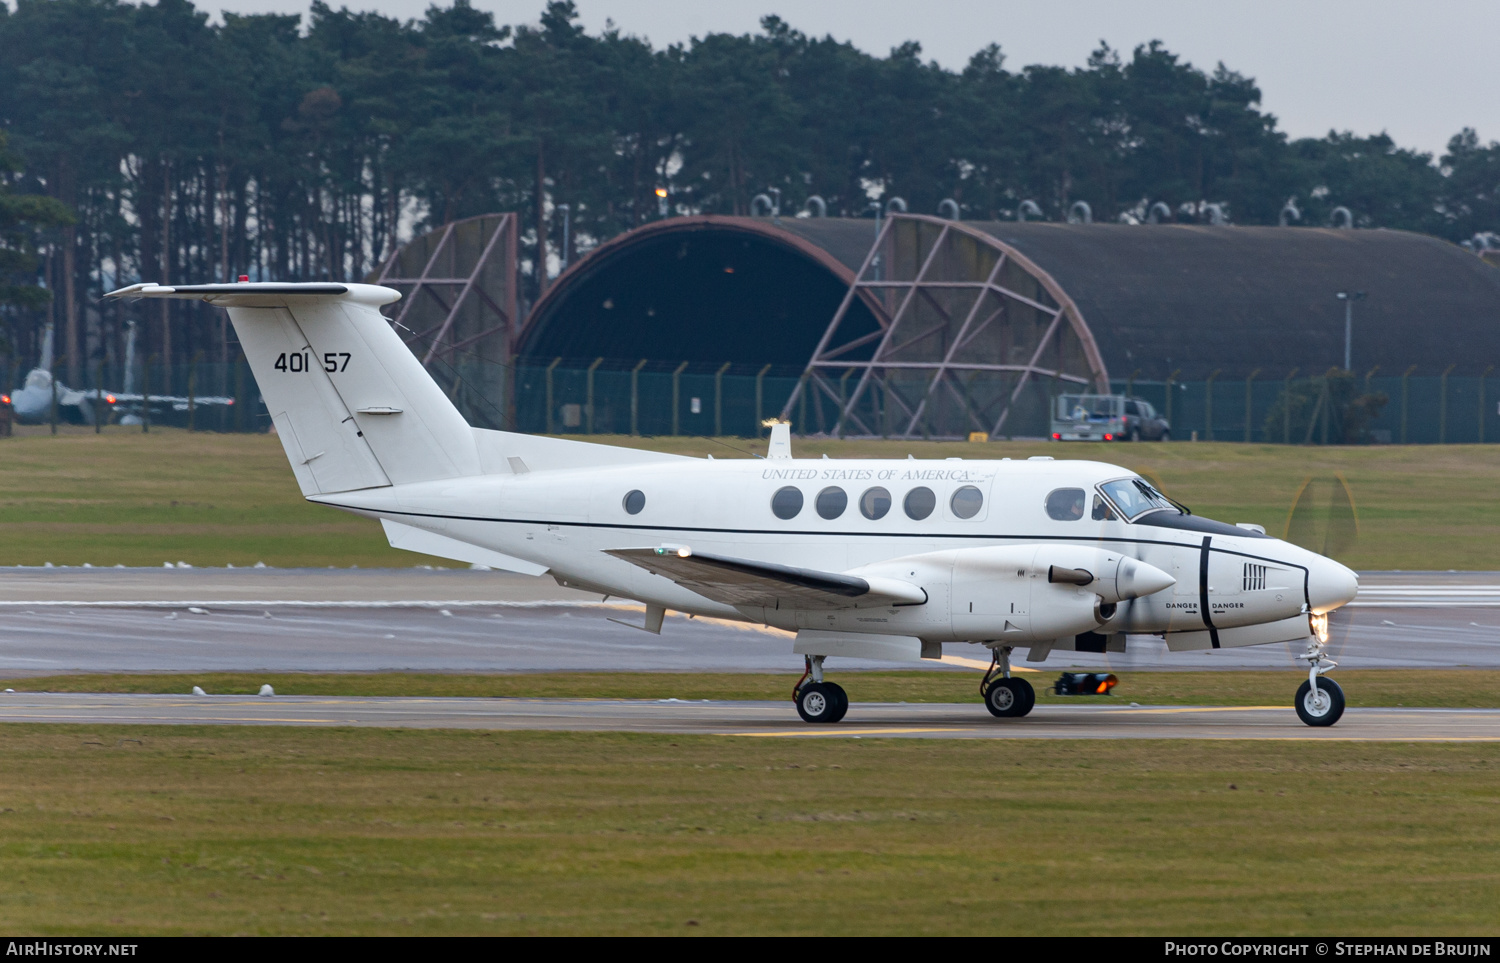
318, 454, 1356, 654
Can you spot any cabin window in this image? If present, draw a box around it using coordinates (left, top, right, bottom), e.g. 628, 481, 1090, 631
622, 490, 646, 515
950, 485, 983, 519
816, 486, 848, 520
859, 486, 891, 520
1046, 488, 1087, 521
771, 486, 804, 520
904, 486, 936, 520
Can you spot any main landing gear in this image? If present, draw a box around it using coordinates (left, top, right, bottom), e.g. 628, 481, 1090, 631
1295, 636, 1345, 727
793, 655, 848, 724
981, 645, 1035, 718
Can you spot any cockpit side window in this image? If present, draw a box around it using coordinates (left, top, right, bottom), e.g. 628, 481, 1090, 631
1099, 478, 1178, 521
1092, 494, 1116, 521
1045, 488, 1087, 521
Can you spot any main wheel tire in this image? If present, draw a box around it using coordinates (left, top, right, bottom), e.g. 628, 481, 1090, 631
824, 682, 849, 723
1295, 677, 1345, 727
796, 682, 841, 724
985, 678, 1030, 718
1013, 677, 1036, 717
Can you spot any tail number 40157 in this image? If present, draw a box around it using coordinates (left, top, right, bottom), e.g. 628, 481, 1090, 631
275, 351, 351, 373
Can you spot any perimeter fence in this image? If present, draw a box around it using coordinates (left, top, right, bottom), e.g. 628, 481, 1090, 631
5, 355, 1498, 446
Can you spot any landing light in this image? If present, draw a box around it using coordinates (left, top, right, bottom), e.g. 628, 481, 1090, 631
1310, 612, 1330, 643
1, 394, 9, 405
655, 187, 668, 198
1053, 672, 1117, 696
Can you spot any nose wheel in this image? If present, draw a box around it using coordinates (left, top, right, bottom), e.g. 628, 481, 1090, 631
793, 656, 848, 723
1295, 636, 1345, 727
1296, 677, 1344, 726
981, 645, 1035, 718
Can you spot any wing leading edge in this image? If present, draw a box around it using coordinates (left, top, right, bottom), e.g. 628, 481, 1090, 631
607, 547, 927, 610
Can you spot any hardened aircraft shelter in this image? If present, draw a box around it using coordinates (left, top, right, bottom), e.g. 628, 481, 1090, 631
381, 212, 1500, 439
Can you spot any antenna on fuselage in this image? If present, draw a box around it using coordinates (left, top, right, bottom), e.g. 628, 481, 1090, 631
765, 421, 793, 460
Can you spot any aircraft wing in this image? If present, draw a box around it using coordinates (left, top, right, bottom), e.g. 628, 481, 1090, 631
606, 547, 927, 610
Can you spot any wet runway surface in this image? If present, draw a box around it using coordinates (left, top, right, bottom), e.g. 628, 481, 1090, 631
1, 692, 1496, 740
0, 568, 1496, 675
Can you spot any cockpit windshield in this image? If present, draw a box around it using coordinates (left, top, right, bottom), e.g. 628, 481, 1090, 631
1099, 478, 1179, 521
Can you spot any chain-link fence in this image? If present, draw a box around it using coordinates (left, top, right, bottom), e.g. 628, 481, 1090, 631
1118, 370, 1499, 445
8, 356, 1497, 445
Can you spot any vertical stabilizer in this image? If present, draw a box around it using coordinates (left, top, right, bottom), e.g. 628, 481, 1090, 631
105, 282, 481, 495
38, 322, 54, 373
122, 321, 137, 395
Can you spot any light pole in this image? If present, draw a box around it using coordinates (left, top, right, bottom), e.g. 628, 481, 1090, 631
1336, 290, 1366, 371
558, 204, 570, 271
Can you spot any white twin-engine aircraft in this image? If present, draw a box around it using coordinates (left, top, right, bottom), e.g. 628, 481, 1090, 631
108, 281, 1361, 727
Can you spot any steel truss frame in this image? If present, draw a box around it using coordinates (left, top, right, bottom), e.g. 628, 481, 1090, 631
373, 213, 518, 428
374, 213, 519, 368
782, 214, 1110, 439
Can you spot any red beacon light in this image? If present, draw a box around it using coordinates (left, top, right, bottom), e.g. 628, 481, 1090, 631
1, 394, 10, 405
1103, 432, 1114, 441
238, 275, 249, 283
105, 394, 117, 404
1051, 432, 1061, 441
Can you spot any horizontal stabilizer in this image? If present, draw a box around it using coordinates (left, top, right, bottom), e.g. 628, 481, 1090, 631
106, 282, 362, 307
607, 547, 927, 610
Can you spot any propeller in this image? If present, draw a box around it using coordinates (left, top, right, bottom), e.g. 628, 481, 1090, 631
1284, 473, 1359, 559
1284, 473, 1360, 657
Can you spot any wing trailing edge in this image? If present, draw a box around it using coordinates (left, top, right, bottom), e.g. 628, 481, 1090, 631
607, 547, 927, 610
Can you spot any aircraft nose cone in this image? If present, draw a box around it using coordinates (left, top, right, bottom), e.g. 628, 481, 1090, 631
1308, 557, 1359, 614
1117, 557, 1175, 599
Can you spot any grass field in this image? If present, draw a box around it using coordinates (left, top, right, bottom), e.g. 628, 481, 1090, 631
5, 669, 1500, 709
3, 426, 1499, 569
0, 726, 1497, 935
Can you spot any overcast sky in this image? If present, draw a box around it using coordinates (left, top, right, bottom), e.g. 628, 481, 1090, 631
196, 0, 1498, 158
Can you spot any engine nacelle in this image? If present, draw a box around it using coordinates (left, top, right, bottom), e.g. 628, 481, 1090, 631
846, 543, 1175, 643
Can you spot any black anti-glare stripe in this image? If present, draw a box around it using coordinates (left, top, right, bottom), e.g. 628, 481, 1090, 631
1198, 536, 1220, 648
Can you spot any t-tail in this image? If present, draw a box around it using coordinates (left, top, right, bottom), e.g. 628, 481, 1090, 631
104, 281, 684, 496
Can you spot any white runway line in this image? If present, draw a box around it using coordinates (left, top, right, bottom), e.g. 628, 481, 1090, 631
1350, 583, 1500, 607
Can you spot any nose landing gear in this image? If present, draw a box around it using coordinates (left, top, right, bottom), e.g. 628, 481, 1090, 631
981, 645, 1035, 718
793, 655, 848, 723
1295, 637, 1344, 727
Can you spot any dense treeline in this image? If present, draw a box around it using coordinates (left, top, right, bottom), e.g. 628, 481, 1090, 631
2, 0, 1499, 381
